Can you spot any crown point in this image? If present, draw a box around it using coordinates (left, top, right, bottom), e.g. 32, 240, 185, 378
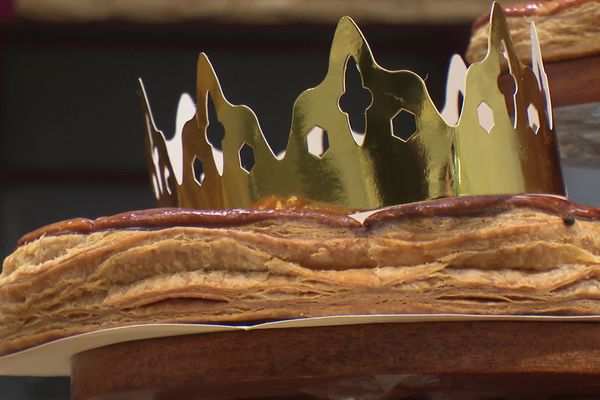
338, 16, 357, 25
490, 1, 505, 17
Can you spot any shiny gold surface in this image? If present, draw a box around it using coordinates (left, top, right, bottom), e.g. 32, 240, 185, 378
140, 3, 564, 211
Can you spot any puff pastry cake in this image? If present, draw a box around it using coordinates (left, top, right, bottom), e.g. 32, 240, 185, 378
466, 0, 600, 63
0, 195, 599, 355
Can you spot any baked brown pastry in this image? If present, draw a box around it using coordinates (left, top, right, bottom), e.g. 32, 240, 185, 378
466, 0, 600, 64
1, 195, 599, 356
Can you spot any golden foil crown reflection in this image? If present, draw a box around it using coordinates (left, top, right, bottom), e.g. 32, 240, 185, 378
140, 3, 565, 212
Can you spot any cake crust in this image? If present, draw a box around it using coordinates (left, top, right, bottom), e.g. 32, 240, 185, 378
1, 195, 599, 356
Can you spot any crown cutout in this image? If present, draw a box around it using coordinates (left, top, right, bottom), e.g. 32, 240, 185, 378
140, 3, 565, 212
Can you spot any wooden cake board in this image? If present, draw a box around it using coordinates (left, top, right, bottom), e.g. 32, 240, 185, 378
72, 321, 600, 399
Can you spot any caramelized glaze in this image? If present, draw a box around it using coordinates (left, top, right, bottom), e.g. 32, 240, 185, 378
17, 195, 599, 247
365, 195, 600, 226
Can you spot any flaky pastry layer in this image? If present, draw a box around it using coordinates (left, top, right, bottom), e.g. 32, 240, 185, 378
466, 0, 600, 64
1, 197, 600, 355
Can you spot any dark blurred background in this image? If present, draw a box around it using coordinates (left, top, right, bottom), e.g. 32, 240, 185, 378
0, 0, 599, 398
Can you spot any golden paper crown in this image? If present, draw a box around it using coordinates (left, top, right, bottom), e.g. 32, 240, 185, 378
139, 3, 565, 212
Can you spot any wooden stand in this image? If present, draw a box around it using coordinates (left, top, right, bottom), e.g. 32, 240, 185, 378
71, 321, 600, 399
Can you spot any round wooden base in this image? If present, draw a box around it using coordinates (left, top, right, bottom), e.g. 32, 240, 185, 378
72, 321, 600, 399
